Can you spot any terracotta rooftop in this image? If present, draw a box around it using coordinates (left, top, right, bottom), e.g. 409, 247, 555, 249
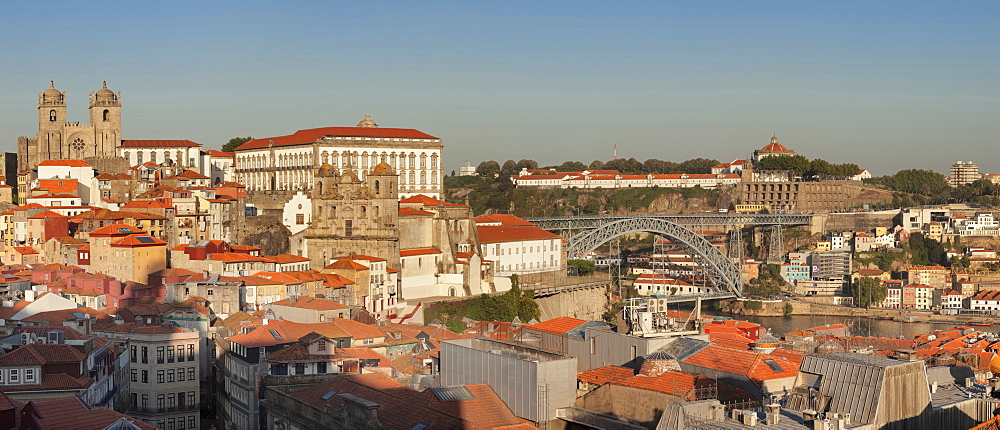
577, 365, 635, 386
120, 139, 201, 148
17, 395, 158, 430
237, 126, 438, 151
288, 373, 537, 430
270, 296, 348, 311
524, 316, 588, 335
476, 225, 561, 244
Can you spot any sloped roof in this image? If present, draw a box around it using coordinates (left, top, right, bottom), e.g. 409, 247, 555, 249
577, 365, 635, 386
237, 126, 438, 151
270, 296, 348, 311
120, 139, 200, 148
524, 316, 588, 335
476, 225, 560, 244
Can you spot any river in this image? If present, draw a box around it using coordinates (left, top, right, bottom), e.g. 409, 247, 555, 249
718, 314, 976, 339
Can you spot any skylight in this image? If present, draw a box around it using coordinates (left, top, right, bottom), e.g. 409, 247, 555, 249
763, 358, 783, 372
320, 389, 339, 400
268, 329, 283, 340
135, 236, 156, 243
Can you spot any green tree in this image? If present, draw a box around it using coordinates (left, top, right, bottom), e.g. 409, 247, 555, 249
558, 161, 587, 171
852, 276, 887, 308
744, 300, 763, 311
500, 160, 519, 177
221, 136, 253, 152
880, 169, 949, 195
516, 159, 539, 171
567, 259, 596, 276
476, 160, 501, 177
643, 159, 681, 174
756, 155, 810, 176
783, 302, 794, 317
678, 158, 720, 174
589, 160, 606, 170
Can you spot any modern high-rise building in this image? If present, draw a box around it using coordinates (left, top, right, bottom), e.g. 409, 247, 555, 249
950, 161, 981, 186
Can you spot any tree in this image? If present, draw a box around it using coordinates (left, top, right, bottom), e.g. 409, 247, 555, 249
500, 160, 519, 177
450, 170, 456, 177
516, 159, 539, 171
221, 136, 253, 152
756, 155, 810, 176
589, 160, 606, 170
783, 302, 794, 317
603, 158, 644, 174
678, 158, 720, 174
476, 160, 501, 177
644, 159, 681, 174
558, 161, 587, 172
852, 276, 887, 308
567, 259, 596, 276
880, 169, 949, 196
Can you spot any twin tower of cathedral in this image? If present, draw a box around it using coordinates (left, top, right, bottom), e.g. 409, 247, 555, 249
17, 81, 122, 170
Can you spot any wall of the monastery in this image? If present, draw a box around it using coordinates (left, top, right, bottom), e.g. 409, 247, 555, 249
533, 284, 610, 321
121, 147, 202, 171
482, 238, 563, 277
399, 217, 434, 250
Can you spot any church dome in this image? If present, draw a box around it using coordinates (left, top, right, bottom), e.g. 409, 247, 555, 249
371, 162, 395, 176
96, 81, 115, 99
42, 81, 63, 101
316, 163, 337, 177
761, 135, 788, 152
989, 354, 1000, 375
357, 113, 378, 128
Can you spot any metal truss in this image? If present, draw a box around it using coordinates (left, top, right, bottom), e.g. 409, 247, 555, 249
528, 213, 812, 231
768, 225, 784, 261
729, 228, 743, 261
567, 218, 744, 296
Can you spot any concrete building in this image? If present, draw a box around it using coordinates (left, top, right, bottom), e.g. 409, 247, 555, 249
440, 337, 577, 423
233, 115, 444, 199
950, 161, 981, 186
93, 323, 201, 430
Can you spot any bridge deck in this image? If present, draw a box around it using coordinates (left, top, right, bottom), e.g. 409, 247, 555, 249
527, 214, 812, 230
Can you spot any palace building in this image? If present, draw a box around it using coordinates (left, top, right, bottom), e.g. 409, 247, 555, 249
233, 114, 443, 198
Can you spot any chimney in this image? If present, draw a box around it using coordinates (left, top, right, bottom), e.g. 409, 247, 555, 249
740, 410, 758, 427
710, 403, 726, 421
765, 402, 781, 425
930, 380, 938, 393
289, 295, 298, 305
24, 290, 36, 302
813, 418, 831, 430
966, 377, 976, 388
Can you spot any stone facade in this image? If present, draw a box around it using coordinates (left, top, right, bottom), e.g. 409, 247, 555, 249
304, 163, 400, 269
18, 81, 122, 171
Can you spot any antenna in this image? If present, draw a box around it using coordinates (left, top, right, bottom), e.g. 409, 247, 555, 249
613, 143, 617, 160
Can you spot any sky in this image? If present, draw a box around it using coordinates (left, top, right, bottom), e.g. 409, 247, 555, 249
1, 1, 997, 176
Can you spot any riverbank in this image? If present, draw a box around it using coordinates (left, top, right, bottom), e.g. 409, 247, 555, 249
722, 299, 1000, 327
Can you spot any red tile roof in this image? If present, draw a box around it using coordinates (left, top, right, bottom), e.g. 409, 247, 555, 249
400, 248, 443, 257
524, 316, 587, 335
611, 371, 710, 398
37, 159, 92, 167
236, 126, 438, 151
120, 139, 201, 148
476, 225, 561, 244
577, 365, 635, 386
0, 343, 87, 366
325, 259, 369, 270
270, 296, 348, 311
288, 373, 536, 430
88, 223, 145, 236
683, 345, 799, 383
399, 207, 434, 216
18, 395, 158, 430
399, 194, 465, 207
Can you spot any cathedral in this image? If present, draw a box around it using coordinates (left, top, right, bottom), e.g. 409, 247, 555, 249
17, 81, 122, 171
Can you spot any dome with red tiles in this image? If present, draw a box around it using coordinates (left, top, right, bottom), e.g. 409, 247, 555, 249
761, 135, 788, 152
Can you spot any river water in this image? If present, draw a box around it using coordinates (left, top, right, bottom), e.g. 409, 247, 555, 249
717, 314, 979, 339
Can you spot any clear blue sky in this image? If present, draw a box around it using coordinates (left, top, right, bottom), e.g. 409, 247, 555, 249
1, 1, 997, 175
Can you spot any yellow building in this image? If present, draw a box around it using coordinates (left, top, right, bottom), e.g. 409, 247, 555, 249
88, 223, 167, 284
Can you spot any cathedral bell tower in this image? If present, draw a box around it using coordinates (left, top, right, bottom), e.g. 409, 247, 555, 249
89, 81, 122, 158
38, 81, 66, 138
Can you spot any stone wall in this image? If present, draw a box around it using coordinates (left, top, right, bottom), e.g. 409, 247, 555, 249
811, 211, 900, 234
236, 213, 291, 255
534, 284, 610, 321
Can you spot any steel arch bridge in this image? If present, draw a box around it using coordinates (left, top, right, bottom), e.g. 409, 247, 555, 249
566, 217, 744, 296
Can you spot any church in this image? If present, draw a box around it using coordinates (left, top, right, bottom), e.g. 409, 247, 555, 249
17, 81, 122, 171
